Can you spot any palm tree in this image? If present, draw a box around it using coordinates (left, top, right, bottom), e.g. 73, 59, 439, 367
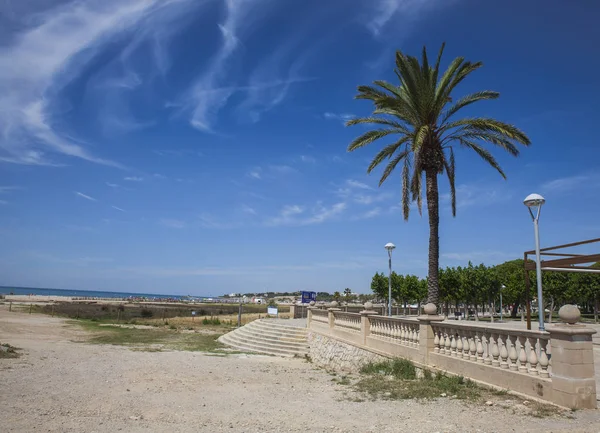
347, 44, 530, 309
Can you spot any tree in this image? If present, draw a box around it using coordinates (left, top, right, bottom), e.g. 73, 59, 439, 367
343, 288, 352, 302
347, 44, 530, 309
370, 272, 388, 301
333, 291, 341, 302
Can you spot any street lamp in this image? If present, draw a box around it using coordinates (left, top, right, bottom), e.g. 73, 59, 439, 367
524, 193, 546, 332
384, 243, 396, 317
500, 284, 506, 323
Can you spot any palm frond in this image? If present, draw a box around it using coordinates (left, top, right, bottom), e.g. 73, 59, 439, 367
401, 156, 411, 220
379, 152, 407, 186
441, 91, 499, 123
459, 139, 507, 179
347, 128, 400, 152
367, 139, 410, 173
442, 148, 456, 216
345, 117, 407, 130
442, 118, 531, 145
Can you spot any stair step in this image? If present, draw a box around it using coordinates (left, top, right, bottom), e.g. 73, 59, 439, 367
218, 334, 305, 357
241, 324, 307, 342
253, 319, 307, 332
218, 319, 309, 358
224, 331, 308, 352
232, 329, 308, 350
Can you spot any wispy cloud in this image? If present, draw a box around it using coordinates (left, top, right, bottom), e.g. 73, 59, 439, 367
159, 218, 186, 229
353, 192, 393, 205
441, 250, 517, 264
346, 179, 372, 190
153, 149, 203, 157
74, 191, 97, 202
241, 205, 257, 216
124, 176, 143, 182
266, 202, 346, 226
440, 183, 512, 210
324, 112, 354, 125
106, 182, 120, 188
541, 174, 600, 193
184, 0, 271, 131
367, 0, 453, 36
352, 207, 382, 220
111, 205, 126, 212
247, 164, 296, 180
300, 155, 316, 164
0, 0, 203, 167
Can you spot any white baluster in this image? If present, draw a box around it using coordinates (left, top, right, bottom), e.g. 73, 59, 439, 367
508, 335, 518, 371
469, 332, 477, 361
499, 334, 509, 369
456, 332, 463, 358
450, 333, 457, 356
476, 332, 485, 363
490, 333, 500, 367
539, 339, 550, 378
433, 329, 440, 353
528, 337, 539, 376
439, 332, 446, 355
463, 336, 470, 359
518, 336, 528, 373
444, 331, 451, 354
483, 334, 492, 365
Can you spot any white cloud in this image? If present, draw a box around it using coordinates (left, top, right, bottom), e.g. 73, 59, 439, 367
353, 207, 382, 220
248, 168, 262, 179
367, 0, 452, 36
441, 251, 517, 264
324, 112, 355, 124
541, 174, 599, 193
241, 205, 257, 215
268, 164, 296, 174
74, 191, 97, 202
266, 202, 346, 226
111, 205, 126, 212
159, 218, 186, 229
106, 182, 119, 188
440, 183, 512, 210
346, 179, 372, 190
184, 0, 272, 132
353, 192, 392, 205
0, 0, 202, 166
124, 176, 143, 182
300, 155, 316, 164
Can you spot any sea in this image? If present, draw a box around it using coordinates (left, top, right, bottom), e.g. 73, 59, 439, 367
0, 286, 200, 301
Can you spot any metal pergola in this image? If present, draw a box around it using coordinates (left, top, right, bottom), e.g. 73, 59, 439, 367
523, 237, 600, 329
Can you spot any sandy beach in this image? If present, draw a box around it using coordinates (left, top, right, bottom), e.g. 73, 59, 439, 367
2, 306, 600, 432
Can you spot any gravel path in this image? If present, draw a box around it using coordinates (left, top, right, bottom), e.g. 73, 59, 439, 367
1, 307, 599, 433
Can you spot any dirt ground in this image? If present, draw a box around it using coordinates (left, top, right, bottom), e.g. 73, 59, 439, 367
1, 307, 600, 433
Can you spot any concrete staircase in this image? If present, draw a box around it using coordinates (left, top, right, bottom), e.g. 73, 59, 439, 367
218, 319, 308, 358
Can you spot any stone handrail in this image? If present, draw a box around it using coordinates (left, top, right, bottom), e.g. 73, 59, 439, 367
311, 308, 328, 323
431, 321, 551, 378
306, 304, 597, 409
369, 316, 420, 348
332, 311, 361, 333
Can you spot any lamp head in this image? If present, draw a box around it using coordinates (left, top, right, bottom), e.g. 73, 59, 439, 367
523, 193, 545, 208
384, 242, 396, 251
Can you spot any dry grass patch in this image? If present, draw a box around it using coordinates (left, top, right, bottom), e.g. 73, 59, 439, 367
343, 359, 566, 418
72, 319, 231, 353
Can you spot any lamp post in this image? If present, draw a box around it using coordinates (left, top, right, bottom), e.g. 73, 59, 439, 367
384, 243, 396, 317
500, 284, 505, 323
524, 193, 546, 332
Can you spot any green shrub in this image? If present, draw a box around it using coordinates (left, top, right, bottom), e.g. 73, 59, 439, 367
360, 359, 416, 380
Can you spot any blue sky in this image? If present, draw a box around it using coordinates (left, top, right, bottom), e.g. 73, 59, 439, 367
1, 0, 599, 296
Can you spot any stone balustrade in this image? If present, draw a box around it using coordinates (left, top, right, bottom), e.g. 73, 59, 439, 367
307, 302, 597, 409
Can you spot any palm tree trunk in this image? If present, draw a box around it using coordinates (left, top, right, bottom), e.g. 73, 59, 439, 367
425, 169, 440, 307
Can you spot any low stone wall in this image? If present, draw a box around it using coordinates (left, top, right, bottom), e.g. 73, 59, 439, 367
307, 332, 385, 372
